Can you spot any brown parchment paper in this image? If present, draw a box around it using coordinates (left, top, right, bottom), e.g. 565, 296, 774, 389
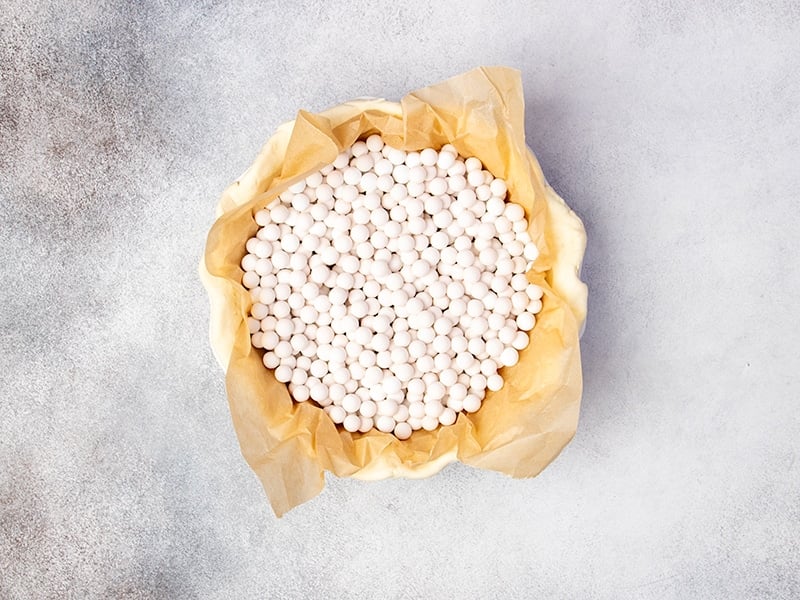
200, 67, 588, 516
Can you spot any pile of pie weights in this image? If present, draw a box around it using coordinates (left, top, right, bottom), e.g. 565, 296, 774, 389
241, 135, 543, 439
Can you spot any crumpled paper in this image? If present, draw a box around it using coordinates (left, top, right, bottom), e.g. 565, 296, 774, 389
200, 66, 588, 516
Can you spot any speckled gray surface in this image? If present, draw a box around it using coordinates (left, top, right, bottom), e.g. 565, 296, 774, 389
1, 1, 799, 598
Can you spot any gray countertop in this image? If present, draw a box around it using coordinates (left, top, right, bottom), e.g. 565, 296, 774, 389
1, 2, 798, 598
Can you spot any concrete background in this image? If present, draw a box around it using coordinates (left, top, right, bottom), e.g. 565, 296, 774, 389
2, 1, 799, 598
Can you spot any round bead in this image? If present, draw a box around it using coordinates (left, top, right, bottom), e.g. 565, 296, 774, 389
427, 177, 448, 195
438, 407, 457, 426
462, 394, 482, 413
421, 415, 439, 431
499, 347, 519, 368
343, 414, 361, 432
418, 148, 437, 165
376, 415, 396, 433
512, 331, 530, 350
310, 382, 329, 402
326, 405, 346, 425
516, 312, 536, 331
436, 151, 456, 170
342, 393, 361, 413
394, 422, 412, 440
365, 134, 384, 152
490, 178, 507, 197
486, 374, 504, 391
408, 401, 426, 419
292, 384, 310, 402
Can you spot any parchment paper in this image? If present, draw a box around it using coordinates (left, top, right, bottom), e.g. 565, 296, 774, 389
200, 67, 588, 516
